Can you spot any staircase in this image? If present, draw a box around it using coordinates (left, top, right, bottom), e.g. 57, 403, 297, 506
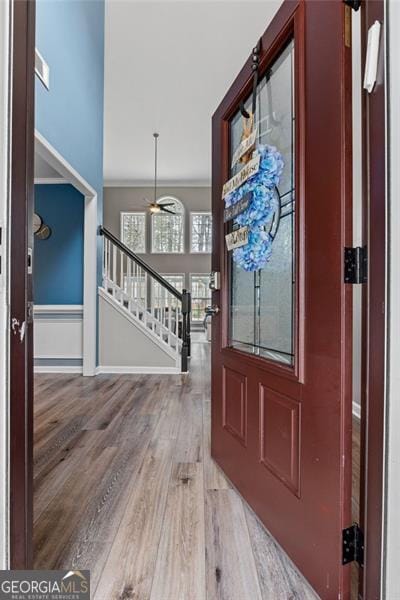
100, 227, 191, 373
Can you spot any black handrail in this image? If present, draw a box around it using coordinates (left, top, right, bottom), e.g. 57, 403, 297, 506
99, 226, 182, 301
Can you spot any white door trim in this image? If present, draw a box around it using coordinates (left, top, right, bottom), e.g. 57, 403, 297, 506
0, 0, 11, 569
34, 131, 97, 376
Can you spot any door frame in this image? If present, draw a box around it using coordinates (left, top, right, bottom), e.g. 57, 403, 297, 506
384, 0, 400, 597
0, 0, 11, 569
4, 0, 390, 588
359, 0, 386, 598
9, 0, 36, 569
34, 131, 97, 377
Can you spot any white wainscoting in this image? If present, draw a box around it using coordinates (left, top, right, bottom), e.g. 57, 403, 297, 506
34, 305, 83, 372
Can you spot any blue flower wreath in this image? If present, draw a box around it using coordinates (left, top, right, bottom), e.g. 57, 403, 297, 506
225, 144, 284, 271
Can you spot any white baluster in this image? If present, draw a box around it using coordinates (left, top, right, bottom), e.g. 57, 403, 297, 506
103, 237, 107, 286
176, 305, 181, 360
127, 258, 132, 312
120, 249, 123, 295
112, 244, 117, 295
167, 294, 172, 348
106, 239, 111, 287
135, 262, 139, 319
142, 268, 147, 328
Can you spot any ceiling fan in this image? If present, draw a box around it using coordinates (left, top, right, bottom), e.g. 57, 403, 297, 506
144, 133, 176, 215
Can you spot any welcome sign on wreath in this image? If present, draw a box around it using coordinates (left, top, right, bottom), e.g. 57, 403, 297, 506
223, 140, 284, 272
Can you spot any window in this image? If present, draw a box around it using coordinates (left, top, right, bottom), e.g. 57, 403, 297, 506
151, 197, 184, 253
120, 212, 146, 253
191, 212, 212, 253
152, 274, 184, 309
190, 274, 212, 322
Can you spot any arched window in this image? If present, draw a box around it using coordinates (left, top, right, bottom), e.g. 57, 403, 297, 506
151, 196, 184, 253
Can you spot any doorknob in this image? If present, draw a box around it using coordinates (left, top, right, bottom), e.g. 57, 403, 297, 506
205, 305, 220, 317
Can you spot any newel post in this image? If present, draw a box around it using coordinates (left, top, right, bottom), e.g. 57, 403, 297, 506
181, 289, 191, 372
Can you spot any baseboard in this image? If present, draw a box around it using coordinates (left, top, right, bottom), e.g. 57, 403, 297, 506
96, 365, 181, 375
34, 365, 83, 374
352, 401, 361, 420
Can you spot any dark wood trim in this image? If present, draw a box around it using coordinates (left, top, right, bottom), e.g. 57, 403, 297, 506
359, 1, 385, 598
9, 0, 35, 569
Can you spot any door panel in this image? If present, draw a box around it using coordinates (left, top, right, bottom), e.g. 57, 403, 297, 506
211, 2, 353, 598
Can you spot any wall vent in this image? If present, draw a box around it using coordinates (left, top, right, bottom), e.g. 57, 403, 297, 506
35, 49, 50, 90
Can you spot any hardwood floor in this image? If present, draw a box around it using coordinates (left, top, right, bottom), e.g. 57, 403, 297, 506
34, 339, 319, 600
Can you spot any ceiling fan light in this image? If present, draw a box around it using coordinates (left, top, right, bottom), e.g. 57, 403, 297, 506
149, 204, 161, 213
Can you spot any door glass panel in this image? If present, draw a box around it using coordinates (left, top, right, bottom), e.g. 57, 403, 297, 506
228, 40, 295, 366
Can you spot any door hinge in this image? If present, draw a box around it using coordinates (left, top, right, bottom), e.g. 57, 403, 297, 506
343, 0, 361, 10
342, 524, 364, 567
344, 246, 367, 284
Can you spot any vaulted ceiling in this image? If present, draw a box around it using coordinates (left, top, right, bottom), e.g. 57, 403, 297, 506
103, 1, 280, 186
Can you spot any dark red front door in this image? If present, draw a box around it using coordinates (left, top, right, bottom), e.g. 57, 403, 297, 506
211, 2, 353, 598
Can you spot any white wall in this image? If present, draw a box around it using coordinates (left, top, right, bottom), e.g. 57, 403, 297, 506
384, 1, 400, 597
0, 0, 10, 570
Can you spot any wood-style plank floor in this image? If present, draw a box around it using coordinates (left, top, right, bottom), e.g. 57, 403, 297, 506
34, 337, 319, 600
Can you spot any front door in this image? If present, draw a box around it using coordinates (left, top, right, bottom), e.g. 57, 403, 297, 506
211, 2, 353, 598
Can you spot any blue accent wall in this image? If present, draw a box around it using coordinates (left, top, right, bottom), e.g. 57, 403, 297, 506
35, 0, 105, 288
34, 185, 84, 305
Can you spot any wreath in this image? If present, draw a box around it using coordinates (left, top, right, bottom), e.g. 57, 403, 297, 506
224, 144, 284, 272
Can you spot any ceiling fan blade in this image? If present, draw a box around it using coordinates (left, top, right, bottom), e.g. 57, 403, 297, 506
159, 202, 175, 207
160, 207, 176, 215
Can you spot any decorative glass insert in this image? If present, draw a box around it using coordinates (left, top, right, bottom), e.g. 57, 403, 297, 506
191, 212, 212, 253
191, 274, 212, 322
152, 197, 184, 253
228, 40, 295, 366
152, 274, 184, 309
121, 212, 146, 253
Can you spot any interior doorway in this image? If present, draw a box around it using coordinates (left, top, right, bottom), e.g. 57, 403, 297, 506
5, 3, 388, 596
34, 132, 98, 376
